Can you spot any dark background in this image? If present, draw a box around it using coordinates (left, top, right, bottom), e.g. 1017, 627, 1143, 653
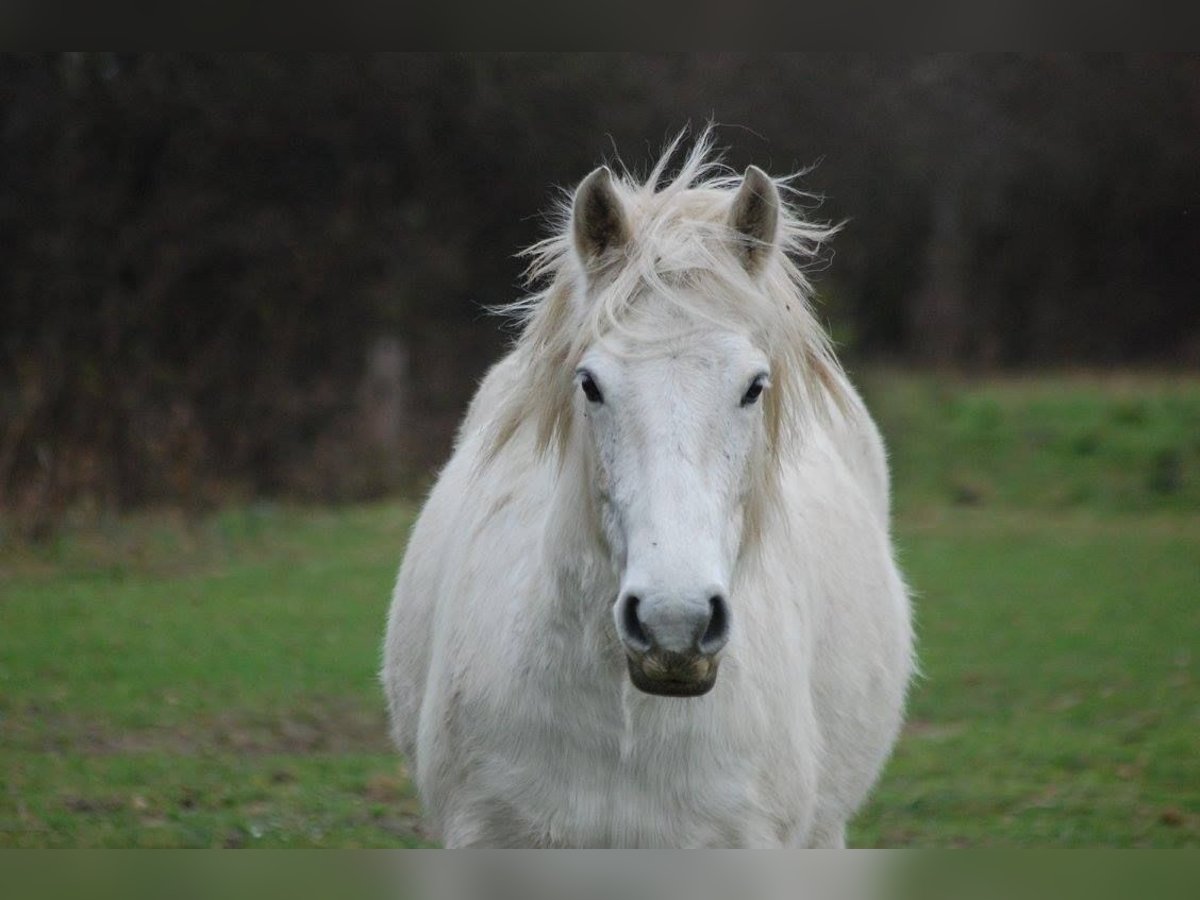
3, 52, 1198, 532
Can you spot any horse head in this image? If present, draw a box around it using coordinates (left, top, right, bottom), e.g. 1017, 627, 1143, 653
568, 164, 784, 697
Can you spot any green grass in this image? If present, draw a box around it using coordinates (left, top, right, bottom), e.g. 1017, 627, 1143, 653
858, 369, 1200, 514
1, 504, 429, 847
2, 372, 1199, 847
851, 507, 1200, 847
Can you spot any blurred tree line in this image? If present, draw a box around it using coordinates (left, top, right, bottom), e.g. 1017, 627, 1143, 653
2, 53, 1197, 531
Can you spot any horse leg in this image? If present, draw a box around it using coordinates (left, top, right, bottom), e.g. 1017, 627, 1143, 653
805, 821, 847, 849
442, 799, 540, 848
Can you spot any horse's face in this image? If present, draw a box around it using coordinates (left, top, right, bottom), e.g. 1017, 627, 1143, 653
577, 325, 770, 696
567, 163, 784, 697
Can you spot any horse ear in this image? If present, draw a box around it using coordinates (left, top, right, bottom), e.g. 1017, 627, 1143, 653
728, 165, 780, 275
572, 166, 629, 271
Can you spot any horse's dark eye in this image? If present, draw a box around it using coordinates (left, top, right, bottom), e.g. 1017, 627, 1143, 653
741, 375, 767, 407
580, 372, 604, 404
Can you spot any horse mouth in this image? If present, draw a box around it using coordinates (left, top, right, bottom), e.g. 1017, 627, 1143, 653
626, 656, 719, 697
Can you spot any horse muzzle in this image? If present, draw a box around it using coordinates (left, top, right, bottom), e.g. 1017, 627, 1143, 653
615, 591, 729, 697
627, 649, 719, 697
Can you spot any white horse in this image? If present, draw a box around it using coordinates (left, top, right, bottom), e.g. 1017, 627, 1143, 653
382, 134, 914, 848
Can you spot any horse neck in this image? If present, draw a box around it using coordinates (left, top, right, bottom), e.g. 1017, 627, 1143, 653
541, 442, 620, 626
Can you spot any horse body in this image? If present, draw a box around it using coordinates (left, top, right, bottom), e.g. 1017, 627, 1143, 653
382, 136, 913, 848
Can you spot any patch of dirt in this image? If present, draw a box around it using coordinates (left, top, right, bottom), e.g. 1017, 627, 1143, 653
61, 794, 126, 814
1158, 807, 1185, 827
902, 719, 968, 741
361, 773, 407, 804
6, 699, 394, 757
364, 796, 428, 842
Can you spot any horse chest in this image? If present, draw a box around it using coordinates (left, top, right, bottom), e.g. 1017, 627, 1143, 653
440, 671, 815, 848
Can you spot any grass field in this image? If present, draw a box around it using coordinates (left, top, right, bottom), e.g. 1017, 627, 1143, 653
2, 372, 1198, 847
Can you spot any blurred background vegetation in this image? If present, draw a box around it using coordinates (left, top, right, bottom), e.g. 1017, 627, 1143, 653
3, 52, 1199, 535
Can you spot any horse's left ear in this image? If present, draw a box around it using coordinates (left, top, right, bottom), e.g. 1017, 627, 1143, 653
728, 166, 781, 275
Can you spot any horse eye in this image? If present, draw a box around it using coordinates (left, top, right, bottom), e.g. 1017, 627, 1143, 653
741, 375, 767, 407
580, 372, 604, 404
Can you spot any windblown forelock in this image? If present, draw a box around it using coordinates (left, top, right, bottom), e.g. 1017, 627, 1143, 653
483, 129, 850, 543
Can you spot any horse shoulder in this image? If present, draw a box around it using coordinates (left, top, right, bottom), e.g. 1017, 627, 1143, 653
382, 350, 524, 760
781, 385, 912, 837
381, 455, 460, 761
383, 350, 556, 778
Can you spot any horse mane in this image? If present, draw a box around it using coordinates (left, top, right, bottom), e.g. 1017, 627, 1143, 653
484, 129, 850, 490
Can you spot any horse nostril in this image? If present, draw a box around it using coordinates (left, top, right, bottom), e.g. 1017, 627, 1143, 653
619, 594, 652, 652
699, 594, 729, 654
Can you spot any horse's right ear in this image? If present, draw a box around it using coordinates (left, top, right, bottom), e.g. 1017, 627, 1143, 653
571, 166, 629, 272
